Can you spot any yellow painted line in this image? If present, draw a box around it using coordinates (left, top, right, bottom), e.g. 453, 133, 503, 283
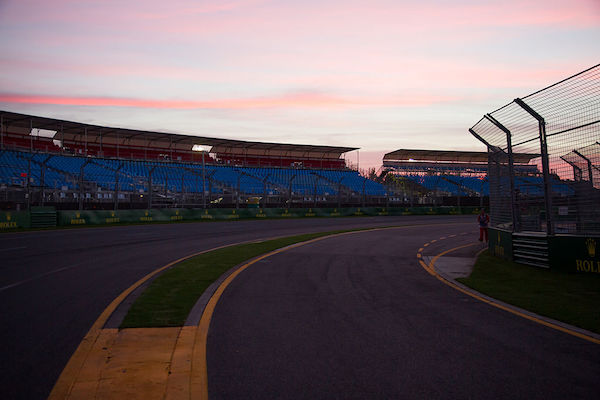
48, 241, 265, 400
420, 243, 600, 345
418, 247, 424, 252
430, 239, 437, 243
423, 243, 429, 247
183, 223, 477, 398
188, 230, 386, 399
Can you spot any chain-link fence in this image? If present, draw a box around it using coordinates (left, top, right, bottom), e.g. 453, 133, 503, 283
470, 64, 600, 235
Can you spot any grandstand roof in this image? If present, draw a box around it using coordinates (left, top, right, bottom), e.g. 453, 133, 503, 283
383, 149, 538, 164
0, 110, 357, 157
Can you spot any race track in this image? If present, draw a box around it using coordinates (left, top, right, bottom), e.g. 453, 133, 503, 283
0, 215, 466, 399
2, 215, 598, 399
208, 226, 600, 399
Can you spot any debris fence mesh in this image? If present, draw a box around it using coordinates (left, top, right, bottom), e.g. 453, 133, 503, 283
470, 64, 600, 235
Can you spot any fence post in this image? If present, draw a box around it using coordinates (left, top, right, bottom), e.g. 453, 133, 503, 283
485, 114, 520, 232
572, 150, 594, 187
514, 98, 554, 235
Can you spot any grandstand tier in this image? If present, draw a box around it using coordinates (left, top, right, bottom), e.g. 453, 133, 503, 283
0, 111, 389, 209
0, 110, 356, 168
382, 148, 541, 197
0, 150, 387, 208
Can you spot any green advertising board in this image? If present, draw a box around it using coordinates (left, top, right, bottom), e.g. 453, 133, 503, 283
488, 228, 513, 261
49, 205, 478, 228
548, 235, 600, 274
0, 210, 30, 230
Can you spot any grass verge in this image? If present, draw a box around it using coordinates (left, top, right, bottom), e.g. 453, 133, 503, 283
457, 250, 600, 334
121, 229, 362, 328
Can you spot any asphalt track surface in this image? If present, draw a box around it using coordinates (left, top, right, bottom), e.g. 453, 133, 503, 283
208, 226, 600, 399
1, 215, 470, 400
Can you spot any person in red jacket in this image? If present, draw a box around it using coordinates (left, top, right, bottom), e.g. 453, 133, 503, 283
477, 208, 490, 242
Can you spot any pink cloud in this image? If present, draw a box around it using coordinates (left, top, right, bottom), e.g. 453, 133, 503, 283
0, 92, 459, 110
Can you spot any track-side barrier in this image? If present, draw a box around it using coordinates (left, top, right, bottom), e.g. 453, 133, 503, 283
1, 206, 483, 231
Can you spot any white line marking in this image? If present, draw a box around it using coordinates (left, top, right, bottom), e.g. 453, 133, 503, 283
0, 264, 82, 293
0, 246, 27, 252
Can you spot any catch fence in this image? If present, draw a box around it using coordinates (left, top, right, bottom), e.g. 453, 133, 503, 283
470, 64, 600, 235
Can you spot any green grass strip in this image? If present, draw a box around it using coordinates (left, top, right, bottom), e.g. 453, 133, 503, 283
121, 229, 363, 328
457, 250, 600, 334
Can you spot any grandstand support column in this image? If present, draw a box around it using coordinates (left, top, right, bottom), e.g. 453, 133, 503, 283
41, 155, 53, 207
202, 151, 206, 209
60, 124, 64, 154
288, 175, 296, 208
263, 174, 270, 209
236, 173, 241, 209
514, 98, 554, 235
26, 155, 31, 210
313, 174, 318, 208
337, 178, 343, 209
84, 127, 88, 156
207, 176, 213, 207
79, 159, 91, 211
362, 177, 366, 208
148, 166, 156, 209
114, 163, 123, 211
181, 171, 185, 207
485, 114, 519, 231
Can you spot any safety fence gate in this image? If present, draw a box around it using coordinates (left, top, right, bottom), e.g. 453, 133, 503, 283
470, 64, 600, 272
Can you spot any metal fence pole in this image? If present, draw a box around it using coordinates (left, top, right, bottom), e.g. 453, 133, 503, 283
572, 150, 594, 187
485, 114, 519, 232
514, 98, 554, 235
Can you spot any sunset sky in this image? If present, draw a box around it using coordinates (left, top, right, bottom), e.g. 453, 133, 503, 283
0, 0, 598, 169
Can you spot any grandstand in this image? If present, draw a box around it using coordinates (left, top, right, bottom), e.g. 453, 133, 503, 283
381, 149, 539, 206
0, 111, 387, 210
